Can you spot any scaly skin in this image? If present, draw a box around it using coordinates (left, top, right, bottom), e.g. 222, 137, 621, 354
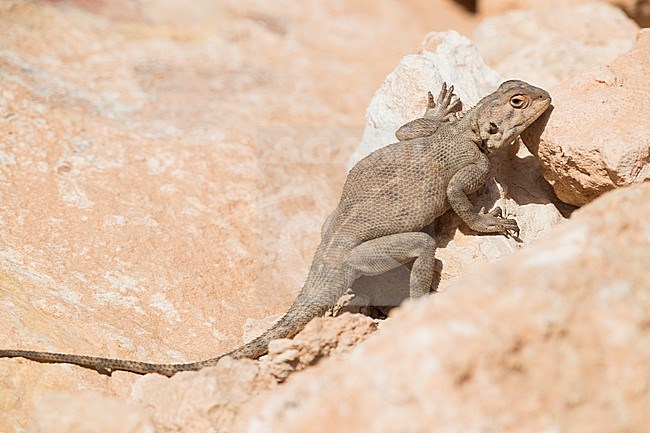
0, 80, 551, 376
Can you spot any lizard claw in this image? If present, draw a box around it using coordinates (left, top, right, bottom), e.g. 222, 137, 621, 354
477, 207, 520, 240
481, 206, 503, 218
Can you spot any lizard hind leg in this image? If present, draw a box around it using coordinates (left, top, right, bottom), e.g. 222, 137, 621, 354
347, 232, 437, 300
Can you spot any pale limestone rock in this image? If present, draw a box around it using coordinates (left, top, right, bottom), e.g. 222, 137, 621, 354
31, 391, 154, 433
347, 30, 501, 169
524, 29, 650, 206
233, 182, 650, 433
479, 0, 650, 27
474, 1, 639, 89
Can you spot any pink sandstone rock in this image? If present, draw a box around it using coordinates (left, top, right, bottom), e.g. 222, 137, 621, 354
233, 182, 650, 433
260, 312, 378, 382
0, 0, 480, 431
31, 391, 154, 433
124, 313, 376, 433
524, 29, 650, 206
479, 0, 650, 27
129, 357, 273, 433
474, 1, 639, 88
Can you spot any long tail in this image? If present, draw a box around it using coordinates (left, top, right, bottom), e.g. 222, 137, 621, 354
0, 349, 195, 377
0, 277, 344, 377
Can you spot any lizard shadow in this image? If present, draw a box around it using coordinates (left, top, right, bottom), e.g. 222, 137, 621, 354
343, 216, 454, 318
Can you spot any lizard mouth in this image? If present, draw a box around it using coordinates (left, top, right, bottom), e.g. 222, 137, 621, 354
525, 99, 551, 126
478, 140, 489, 154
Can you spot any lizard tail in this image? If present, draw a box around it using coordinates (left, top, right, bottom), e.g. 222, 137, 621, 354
0, 271, 348, 377
0, 302, 320, 377
0, 299, 330, 377
221, 295, 330, 360
0, 349, 197, 376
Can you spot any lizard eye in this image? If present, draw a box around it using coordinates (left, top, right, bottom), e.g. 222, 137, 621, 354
510, 95, 529, 109
488, 122, 498, 134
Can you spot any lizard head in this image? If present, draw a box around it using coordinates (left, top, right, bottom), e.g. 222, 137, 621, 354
472, 80, 551, 154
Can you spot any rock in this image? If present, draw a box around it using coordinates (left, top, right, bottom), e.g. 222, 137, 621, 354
347, 30, 502, 168
261, 313, 378, 382
15, 314, 376, 433
0, 1, 479, 430
523, 29, 650, 206
129, 358, 274, 433
233, 182, 650, 433
626, 0, 650, 25
31, 391, 154, 433
1, 1, 646, 431
478, 0, 650, 27
123, 314, 374, 433
346, 30, 568, 310
473, 1, 639, 89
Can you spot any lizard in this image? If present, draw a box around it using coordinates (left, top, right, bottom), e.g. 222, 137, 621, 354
0, 79, 551, 377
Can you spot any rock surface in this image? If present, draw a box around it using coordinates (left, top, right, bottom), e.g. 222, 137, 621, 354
261, 313, 378, 382
0, 0, 480, 431
479, 0, 650, 27
233, 182, 650, 433
129, 357, 273, 433
474, 1, 639, 88
32, 391, 154, 433
524, 29, 650, 206
124, 313, 376, 433
2, 1, 648, 432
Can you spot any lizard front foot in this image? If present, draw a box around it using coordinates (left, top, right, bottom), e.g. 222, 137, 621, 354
426, 82, 462, 121
474, 207, 520, 239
